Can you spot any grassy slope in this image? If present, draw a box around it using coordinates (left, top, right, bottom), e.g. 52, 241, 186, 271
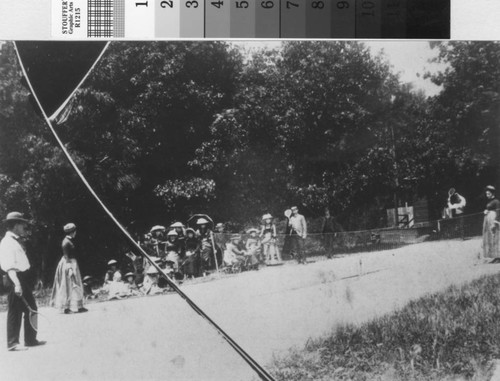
270, 274, 500, 381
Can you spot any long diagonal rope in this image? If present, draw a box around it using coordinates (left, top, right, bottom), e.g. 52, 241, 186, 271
48, 42, 112, 121
14, 42, 276, 381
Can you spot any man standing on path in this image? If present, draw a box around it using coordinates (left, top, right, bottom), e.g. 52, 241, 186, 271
289, 206, 307, 264
321, 208, 343, 259
0, 212, 45, 351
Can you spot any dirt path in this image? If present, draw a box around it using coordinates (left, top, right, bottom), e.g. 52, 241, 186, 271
1, 238, 498, 381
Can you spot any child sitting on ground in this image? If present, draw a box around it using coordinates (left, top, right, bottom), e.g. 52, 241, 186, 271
224, 234, 247, 268
107, 270, 130, 300
141, 266, 164, 295
82, 276, 98, 300
124, 272, 142, 296
104, 259, 122, 289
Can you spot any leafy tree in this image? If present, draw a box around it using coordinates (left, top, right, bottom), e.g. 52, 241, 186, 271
0, 42, 95, 280
193, 42, 406, 229
0, 41, 244, 281
2, 40, 498, 283
424, 41, 500, 213
62, 41, 243, 225
189, 47, 291, 222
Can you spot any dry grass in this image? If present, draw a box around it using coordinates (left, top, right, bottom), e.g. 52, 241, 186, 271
270, 274, 500, 381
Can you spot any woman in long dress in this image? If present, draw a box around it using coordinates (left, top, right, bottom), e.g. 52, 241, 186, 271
181, 228, 200, 279
50, 223, 87, 314
483, 185, 500, 260
196, 218, 215, 276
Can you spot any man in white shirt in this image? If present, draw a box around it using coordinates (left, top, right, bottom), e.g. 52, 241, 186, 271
443, 189, 467, 239
288, 206, 307, 264
0, 212, 45, 351
447, 189, 466, 218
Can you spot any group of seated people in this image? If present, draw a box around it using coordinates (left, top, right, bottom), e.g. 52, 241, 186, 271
142, 217, 221, 279
141, 215, 283, 276
223, 222, 282, 271
81, 214, 285, 299
82, 258, 170, 299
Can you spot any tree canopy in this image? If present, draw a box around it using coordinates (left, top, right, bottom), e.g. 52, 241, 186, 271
0, 41, 498, 281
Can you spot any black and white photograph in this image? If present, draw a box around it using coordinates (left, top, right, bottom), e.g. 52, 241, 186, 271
0, 39, 499, 380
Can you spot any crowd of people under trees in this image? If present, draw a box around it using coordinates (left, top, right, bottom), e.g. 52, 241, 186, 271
0, 186, 498, 351
65, 206, 311, 303
69, 185, 500, 305
77, 185, 500, 303
1, 186, 498, 322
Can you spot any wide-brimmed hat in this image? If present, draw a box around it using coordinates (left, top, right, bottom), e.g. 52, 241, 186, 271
187, 214, 214, 230
150, 225, 166, 233
63, 223, 77, 233
4, 212, 30, 224
124, 272, 135, 278
262, 213, 272, 220
170, 222, 184, 228
107, 259, 118, 266
186, 227, 196, 234
230, 234, 241, 241
215, 223, 224, 229
167, 230, 178, 237
247, 228, 259, 234
486, 185, 496, 193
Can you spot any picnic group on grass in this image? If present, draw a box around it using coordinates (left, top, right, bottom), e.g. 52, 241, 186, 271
1, 186, 499, 351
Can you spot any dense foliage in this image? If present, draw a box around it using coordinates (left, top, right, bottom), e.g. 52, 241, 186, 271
0, 41, 498, 281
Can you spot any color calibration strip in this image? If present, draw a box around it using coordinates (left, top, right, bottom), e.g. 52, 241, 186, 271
52, 0, 450, 39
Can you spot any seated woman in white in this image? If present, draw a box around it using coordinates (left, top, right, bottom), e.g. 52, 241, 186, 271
108, 270, 130, 300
